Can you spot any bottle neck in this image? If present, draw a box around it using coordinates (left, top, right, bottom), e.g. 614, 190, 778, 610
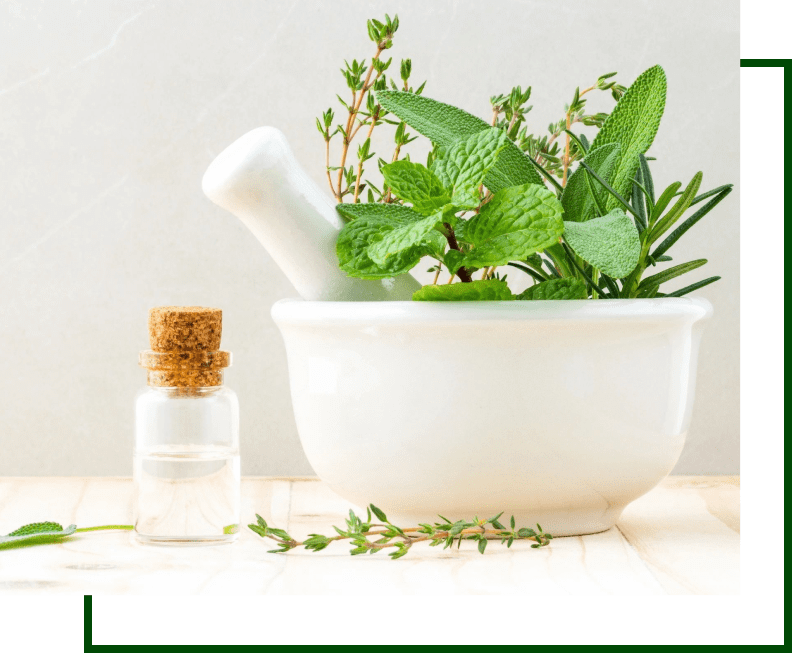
146, 370, 224, 389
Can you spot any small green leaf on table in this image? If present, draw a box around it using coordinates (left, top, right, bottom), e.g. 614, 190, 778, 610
0, 522, 77, 550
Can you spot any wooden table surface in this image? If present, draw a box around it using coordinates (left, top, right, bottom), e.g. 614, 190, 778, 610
0, 476, 739, 595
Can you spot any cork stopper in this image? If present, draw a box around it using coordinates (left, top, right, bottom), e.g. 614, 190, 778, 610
148, 306, 222, 352
140, 306, 230, 387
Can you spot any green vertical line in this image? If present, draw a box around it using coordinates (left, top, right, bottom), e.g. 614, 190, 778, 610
84, 595, 92, 650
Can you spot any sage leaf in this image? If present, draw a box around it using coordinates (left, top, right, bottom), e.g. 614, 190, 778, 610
590, 65, 667, 209
463, 183, 564, 268
0, 522, 77, 549
375, 90, 543, 191
561, 143, 621, 222
412, 279, 514, 301
380, 160, 451, 215
517, 278, 587, 300
563, 209, 641, 278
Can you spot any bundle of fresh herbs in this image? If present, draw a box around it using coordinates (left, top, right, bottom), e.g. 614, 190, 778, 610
320, 15, 733, 301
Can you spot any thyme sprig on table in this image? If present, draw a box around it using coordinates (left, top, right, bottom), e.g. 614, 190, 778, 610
248, 504, 552, 559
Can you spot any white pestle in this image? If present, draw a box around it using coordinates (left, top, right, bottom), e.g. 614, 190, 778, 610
202, 126, 421, 301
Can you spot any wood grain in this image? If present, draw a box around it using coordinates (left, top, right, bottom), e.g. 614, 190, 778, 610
0, 476, 739, 595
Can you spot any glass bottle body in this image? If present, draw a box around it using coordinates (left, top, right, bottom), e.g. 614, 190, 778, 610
133, 382, 240, 545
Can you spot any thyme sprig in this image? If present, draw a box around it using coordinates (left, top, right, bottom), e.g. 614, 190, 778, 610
316, 14, 426, 203
248, 504, 552, 559
316, 14, 426, 204
491, 73, 627, 183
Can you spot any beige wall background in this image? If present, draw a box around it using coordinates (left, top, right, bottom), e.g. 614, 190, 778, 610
0, 0, 739, 476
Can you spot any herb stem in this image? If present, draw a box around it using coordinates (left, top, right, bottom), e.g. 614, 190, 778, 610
353, 110, 379, 202
337, 46, 384, 200
325, 136, 336, 200
73, 525, 133, 533
443, 222, 472, 282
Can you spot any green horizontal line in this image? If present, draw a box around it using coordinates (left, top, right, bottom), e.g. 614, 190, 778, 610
740, 59, 790, 67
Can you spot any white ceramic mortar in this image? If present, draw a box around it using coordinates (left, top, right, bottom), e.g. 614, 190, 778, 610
272, 297, 712, 536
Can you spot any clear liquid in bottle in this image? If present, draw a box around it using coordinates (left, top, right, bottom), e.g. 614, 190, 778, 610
133, 444, 240, 545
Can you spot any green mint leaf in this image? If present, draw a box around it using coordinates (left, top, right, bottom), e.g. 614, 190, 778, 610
374, 90, 543, 191
563, 209, 641, 278
412, 279, 514, 301
590, 65, 667, 209
463, 183, 564, 268
336, 204, 431, 279
442, 249, 466, 275
431, 128, 508, 208
0, 522, 77, 549
562, 143, 621, 222
517, 278, 587, 300
367, 212, 442, 266
337, 202, 421, 222
380, 161, 451, 215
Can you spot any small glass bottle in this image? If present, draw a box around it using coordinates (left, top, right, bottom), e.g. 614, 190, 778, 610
134, 306, 240, 545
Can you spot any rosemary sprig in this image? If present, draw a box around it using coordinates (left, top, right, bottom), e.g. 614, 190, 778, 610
248, 504, 552, 559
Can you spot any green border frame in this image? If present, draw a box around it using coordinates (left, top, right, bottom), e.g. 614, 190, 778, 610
0, 0, 792, 653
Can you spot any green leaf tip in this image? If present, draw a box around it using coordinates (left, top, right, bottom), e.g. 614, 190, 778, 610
374, 90, 543, 190
0, 522, 77, 549
518, 278, 587, 301
412, 279, 514, 301
590, 65, 667, 210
